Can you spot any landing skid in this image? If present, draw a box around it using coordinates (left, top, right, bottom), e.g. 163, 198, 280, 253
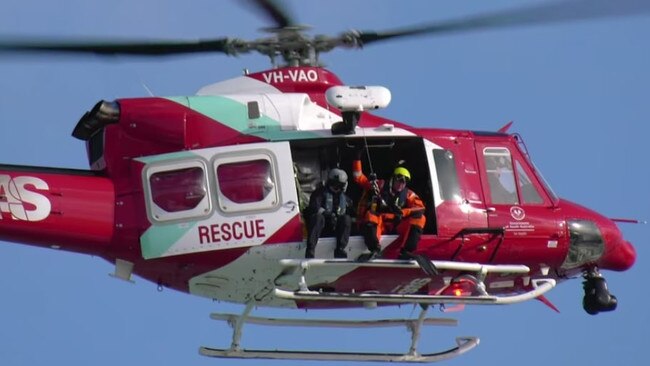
200, 338, 478, 362
200, 258, 556, 363
200, 303, 479, 363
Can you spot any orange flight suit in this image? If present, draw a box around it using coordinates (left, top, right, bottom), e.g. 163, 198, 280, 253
352, 160, 425, 254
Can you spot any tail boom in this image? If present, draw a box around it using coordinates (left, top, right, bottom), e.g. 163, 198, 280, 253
0, 165, 115, 254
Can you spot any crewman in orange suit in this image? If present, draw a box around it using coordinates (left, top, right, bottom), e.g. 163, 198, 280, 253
352, 159, 426, 260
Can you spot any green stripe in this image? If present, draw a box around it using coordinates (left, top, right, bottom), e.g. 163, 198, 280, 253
135, 151, 199, 164
246, 129, 323, 141
165, 96, 329, 141
166, 96, 281, 132
141, 222, 198, 259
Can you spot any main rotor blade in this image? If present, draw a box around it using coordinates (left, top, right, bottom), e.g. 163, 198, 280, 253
0, 37, 234, 56
356, 0, 650, 45
245, 0, 296, 29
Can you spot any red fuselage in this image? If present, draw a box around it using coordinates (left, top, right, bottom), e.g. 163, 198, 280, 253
0, 66, 635, 306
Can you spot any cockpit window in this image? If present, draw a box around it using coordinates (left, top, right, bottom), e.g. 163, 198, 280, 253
531, 162, 559, 203
483, 147, 518, 204
515, 161, 544, 204
514, 134, 558, 204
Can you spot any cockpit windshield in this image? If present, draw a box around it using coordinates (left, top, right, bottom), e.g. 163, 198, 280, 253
513, 134, 559, 204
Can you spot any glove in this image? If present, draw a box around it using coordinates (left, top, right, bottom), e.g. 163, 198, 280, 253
410, 209, 424, 218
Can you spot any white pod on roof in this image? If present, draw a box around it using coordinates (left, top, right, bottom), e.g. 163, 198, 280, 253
325, 86, 391, 112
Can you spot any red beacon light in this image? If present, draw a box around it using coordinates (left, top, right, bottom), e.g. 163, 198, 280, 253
441, 277, 479, 298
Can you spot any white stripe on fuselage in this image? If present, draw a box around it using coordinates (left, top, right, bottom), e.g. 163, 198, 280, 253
196, 75, 283, 96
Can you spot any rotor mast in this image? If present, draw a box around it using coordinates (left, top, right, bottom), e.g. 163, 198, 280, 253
227, 27, 359, 67
252, 27, 325, 67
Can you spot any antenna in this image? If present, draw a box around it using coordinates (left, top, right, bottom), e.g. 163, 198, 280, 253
141, 82, 155, 97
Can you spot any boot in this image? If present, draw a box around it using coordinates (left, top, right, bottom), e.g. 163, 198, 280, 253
305, 245, 315, 259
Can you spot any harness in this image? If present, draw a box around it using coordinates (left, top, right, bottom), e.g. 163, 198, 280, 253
324, 189, 347, 216
361, 179, 407, 215
379, 180, 408, 212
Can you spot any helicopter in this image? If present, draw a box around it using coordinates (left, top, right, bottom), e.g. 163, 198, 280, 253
0, 0, 647, 364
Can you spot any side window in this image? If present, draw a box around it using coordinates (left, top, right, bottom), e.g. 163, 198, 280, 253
432, 149, 461, 201
483, 147, 518, 204
515, 161, 544, 204
145, 160, 211, 222
214, 153, 278, 213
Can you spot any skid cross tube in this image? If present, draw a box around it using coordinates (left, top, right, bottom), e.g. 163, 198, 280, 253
408, 306, 429, 356
230, 302, 254, 351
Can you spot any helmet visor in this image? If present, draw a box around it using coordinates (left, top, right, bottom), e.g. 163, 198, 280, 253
329, 180, 345, 191
394, 174, 409, 184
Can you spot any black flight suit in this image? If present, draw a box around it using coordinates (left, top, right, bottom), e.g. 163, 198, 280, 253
305, 183, 352, 259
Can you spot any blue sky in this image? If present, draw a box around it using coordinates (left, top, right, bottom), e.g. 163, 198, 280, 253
0, 1, 648, 365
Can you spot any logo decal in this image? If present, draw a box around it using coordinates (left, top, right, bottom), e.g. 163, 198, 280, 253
0, 175, 51, 221
197, 219, 266, 245
510, 206, 525, 221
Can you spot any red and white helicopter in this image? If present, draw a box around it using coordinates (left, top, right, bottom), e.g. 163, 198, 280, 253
0, 0, 644, 362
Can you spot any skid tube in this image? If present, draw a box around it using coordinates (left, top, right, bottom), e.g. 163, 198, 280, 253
199, 302, 479, 363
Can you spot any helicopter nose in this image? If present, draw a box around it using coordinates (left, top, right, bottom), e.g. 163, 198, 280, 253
560, 200, 636, 272
600, 238, 636, 271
